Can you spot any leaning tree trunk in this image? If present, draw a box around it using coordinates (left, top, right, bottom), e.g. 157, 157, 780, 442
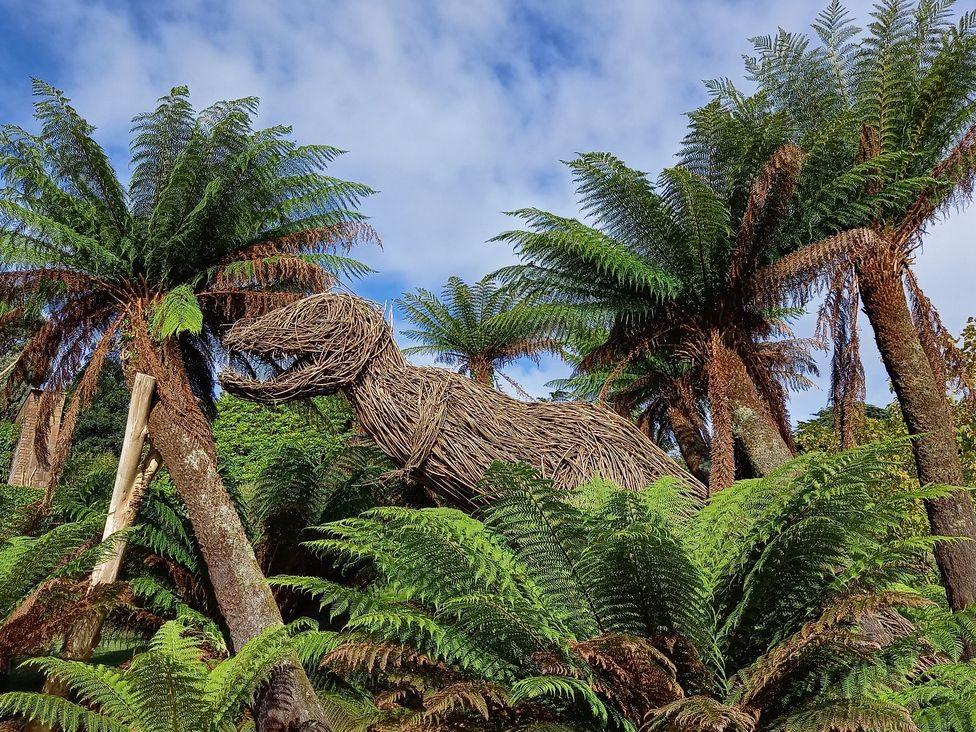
725, 351, 794, 477
857, 252, 976, 614
146, 397, 329, 731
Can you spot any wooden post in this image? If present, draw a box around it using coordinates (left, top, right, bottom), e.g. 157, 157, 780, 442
24, 375, 160, 732
89, 373, 157, 588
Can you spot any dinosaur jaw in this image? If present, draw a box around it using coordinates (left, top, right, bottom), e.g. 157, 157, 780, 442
220, 353, 332, 403
218, 291, 398, 403
220, 317, 335, 402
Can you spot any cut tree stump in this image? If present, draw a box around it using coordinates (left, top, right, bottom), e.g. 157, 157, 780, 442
7, 389, 66, 488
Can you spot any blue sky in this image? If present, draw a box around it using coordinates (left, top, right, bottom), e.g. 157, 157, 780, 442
1, 0, 974, 422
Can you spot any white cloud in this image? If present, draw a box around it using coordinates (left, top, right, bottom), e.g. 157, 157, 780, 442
3, 0, 974, 415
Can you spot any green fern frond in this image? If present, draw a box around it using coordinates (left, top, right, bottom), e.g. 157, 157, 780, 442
205, 624, 293, 727
0, 690, 125, 732
510, 675, 610, 727
150, 284, 203, 339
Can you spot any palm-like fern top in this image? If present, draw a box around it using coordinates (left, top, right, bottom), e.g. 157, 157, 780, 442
0, 82, 373, 476
396, 274, 568, 387
733, 0, 976, 242
495, 139, 923, 358
2, 82, 372, 290
696, 1, 976, 445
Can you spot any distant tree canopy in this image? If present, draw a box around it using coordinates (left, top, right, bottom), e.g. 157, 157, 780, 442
68, 361, 128, 459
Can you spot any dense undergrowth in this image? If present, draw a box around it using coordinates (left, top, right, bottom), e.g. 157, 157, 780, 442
1, 400, 975, 730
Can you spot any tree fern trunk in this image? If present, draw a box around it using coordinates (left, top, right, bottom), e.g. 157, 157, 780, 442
857, 254, 976, 614
254, 658, 332, 732
725, 352, 794, 477
147, 401, 329, 730
666, 393, 711, 485
469, 357, 494, 387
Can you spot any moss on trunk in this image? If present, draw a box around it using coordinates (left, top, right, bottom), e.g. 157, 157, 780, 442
725, 352, 794, 478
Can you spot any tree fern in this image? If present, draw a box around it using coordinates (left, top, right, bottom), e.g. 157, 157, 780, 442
284, 443, 976, 729
397, 273, 580, 388
0, 620, 292, 731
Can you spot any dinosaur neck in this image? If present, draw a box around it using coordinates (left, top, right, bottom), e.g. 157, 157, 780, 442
342, 322, 409, 401
340, 331, 432, 476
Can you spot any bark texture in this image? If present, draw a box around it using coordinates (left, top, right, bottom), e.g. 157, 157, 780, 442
255, 657, 332, 732
147, 400, 329, 730
7, 390, 65, 489
857, 254, 976, 613
725, 352, 795, 477
666, 396, 711, 485
468, 356, 494, 387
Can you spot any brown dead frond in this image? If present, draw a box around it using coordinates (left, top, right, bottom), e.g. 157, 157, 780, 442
323, 640, 448, 677
0, 579, 130, 667
23, 300, 119, 468
197, 290, 306, 322
0, 292, 110, 405
734, 590, 930, 713
817, 266, 866, 448
374, 683, 422, 711
0, 269, 100, 300
742, 337, 820, 452
648, 695, 757, 732
729, 143, 807, 284
598, 339, 649, 403
42, 316, 124, 496
749, 227, 886, 306
422, 681, 508, 720
572, 634, 684, 721
896, 121, 976, 249
904, 268, 975, 399
246, 222, 380, 256
858, 125, 882, 170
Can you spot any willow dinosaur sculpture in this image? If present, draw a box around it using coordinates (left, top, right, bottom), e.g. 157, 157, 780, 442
221, 293, 704, 504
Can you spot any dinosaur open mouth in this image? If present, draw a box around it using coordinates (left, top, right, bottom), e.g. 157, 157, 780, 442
220, 350, 324, 402
218, 291, 395, 402
220, 319, 324, 402
217, 298, 352, 402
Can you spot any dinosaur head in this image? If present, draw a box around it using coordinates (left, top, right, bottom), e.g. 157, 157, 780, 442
220, 292, 403, 402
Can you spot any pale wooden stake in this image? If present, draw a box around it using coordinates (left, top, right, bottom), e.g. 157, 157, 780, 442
90, 373, 157, 588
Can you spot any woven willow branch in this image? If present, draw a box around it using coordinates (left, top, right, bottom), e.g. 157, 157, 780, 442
222, 293, 705, 504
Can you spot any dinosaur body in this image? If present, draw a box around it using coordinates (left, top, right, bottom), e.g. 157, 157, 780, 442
221, 293, 703, 503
